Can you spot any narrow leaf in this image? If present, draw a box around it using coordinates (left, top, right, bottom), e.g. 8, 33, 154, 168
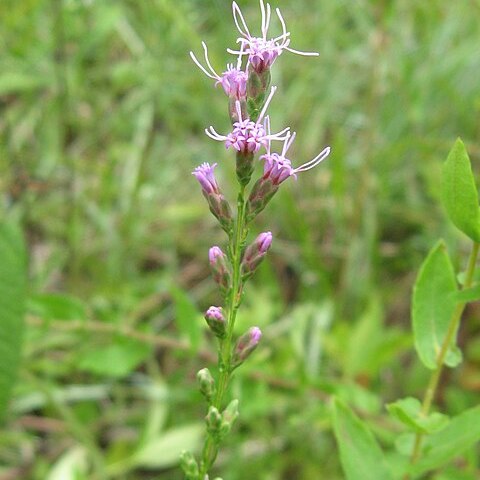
0, 222, 27, 421
441, 138, 480, 241
387, 397, 449, 434
332, 398, 393, 480
412, 240, 457, 369
413, 405, 480, 475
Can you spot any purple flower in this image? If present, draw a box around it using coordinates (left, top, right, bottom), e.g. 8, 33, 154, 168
249, 326, 262, 345
261, 125, 331, 185
209, 246, 225, 266
205, 305, 225, 322
192, 162, 220, 194
205, 306, 227, 338
205, 86, 290, 154
257, 231, 272, 254
190, 42, 248, 100
208, 246, 231, 291
241, 232, 273, 278
233, 326, 262, 366
228, 0, 319, 74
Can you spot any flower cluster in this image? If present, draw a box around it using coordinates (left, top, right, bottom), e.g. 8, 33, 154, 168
184, 2, 330, 479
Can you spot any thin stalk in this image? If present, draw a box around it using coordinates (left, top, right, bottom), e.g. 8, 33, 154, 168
199, 185, 247, 478
406, 241, 480, 477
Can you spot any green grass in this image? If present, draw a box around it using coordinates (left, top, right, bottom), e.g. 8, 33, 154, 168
2, 0, 480, 478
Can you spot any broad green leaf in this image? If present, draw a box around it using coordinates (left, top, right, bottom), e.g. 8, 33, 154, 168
77, 338, 151, 378
131, 423, 203, 469
412, 240, 458, 369
332, 398, 393, 480
0, 222, 27, 421
28, 293, 87, 321
441, 138, 480, 241
413, 405, 480, 475
387, 397, 449, 434
170, 286, 202, 351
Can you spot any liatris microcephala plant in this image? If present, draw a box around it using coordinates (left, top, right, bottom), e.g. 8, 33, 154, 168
182, 2, 330, 478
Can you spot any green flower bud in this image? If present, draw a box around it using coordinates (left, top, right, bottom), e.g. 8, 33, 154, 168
197, 367, 216, 402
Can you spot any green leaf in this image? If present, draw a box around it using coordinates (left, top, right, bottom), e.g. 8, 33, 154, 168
28, 293, 87, 321
387, 397, 449, 434
46, 446, 88, 480
332, 398, 393, 480
131, 423, 203, 469
441, 138, 480, 241
413, 405, 480, 475
0, 222, 27, 421
77, 337, 151, 378
412, 240, 458, 370
170, 286, 202, 352
452, 284, 480, 303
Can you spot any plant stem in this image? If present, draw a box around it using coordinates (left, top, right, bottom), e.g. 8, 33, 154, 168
199, 185, 247, 478
406, 241, 480, 477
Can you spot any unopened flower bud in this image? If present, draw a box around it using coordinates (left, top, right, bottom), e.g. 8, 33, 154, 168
204, 306, 226, 339
236, 150, 255, 187
197, 367, 216, 402
208, 247, 231, 292
193, 163, 233, 233
206, 406, 222, 435
180, 450, 199, 479
233, 327, 262, 367
219, 399, 239, 438
246, 177, 279, 221
241, 232, 273, 279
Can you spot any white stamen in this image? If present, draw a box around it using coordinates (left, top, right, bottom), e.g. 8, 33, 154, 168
275, 8, 288, 43
190, 49, 219, 80
264, 116, 272, 154
282, 131, 296, 157
202, 41, 220, 77
235, 42, 246, 70
294, 146, 330, 172
265, 3, 272, 39
267, 126, 290, 140
260, 0, 266, 38
205, 127, 228, 141
285, 46, 319, 56
235, 100, 243, 123
257, 86, 277, 124
232, 2, 251, 39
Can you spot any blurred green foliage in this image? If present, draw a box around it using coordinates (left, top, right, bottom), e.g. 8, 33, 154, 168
1, 0, 480, 478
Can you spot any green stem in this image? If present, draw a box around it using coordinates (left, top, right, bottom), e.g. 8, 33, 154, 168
199, 185, 247, 478
406, 241, 480, 477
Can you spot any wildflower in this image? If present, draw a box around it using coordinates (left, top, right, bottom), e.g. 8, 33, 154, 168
246, 123, 330, 220
208, 246, 231, 292
193, 163, 233, 232
204, 306, 227, 339
190, 41, 248, 101
233, 326, 262, 366
205, 86, 289, 155
228, 0, 319, 74
241, 231, 273, 278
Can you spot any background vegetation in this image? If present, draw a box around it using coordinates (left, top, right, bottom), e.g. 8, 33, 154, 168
1, 0, 480, 478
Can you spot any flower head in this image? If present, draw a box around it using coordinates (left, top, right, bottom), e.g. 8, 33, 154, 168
261, 121, 330, 185
233, 326, 262, 366
228, 0, 319, 73
205, 306, 226, 339
205, 86, 290, 154
192, 162, 220, 194
190, 42, 248, 100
